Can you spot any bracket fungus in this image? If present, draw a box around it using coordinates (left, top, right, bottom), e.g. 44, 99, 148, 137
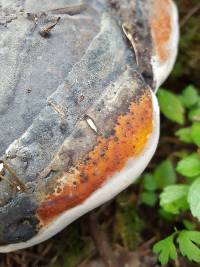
0, 0, 179, 252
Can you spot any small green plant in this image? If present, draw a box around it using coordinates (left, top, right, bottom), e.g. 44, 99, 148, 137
153, 230, 200, 264
140, 85, 200, 265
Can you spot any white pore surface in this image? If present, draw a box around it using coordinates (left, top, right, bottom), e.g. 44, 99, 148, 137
152, 1, 179, 90
0, 91, 160, 253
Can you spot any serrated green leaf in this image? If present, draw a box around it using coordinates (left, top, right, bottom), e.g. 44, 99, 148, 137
188, 177, 200, 221
153, 234, 177, 265
176, 153, 200, 178
175, 127, 193, 144
160, 185, 189, 214
177, 230, 200, 262
189, 108, 200, 122
143, 173, 157, 191
154, 159, 176, 189
181, 85, 199, 108
141, 191, 157, 207
191, 123, 200, 147
157, 89, 185, 124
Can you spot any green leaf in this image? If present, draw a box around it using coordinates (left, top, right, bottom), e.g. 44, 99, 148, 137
141, 192, 158, 207
177, 230, 200, 262
183, 220, 196, 230
157, 89, 185, 125
143, 173, 157, 191
175, 127, 193, 144
191, 123, 200, 147
154, 159, 176, 189
188, 177, 200, 221
176, 153, 200, 178
160, 185, 189, 214
180, 85, 199, 108
188, 108, 200, 122
153, 234, 177, 265
159, 209, 175, 221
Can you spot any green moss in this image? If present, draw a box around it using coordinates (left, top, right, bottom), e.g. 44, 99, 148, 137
113, 194, 144, 250
51, 224, 93, 267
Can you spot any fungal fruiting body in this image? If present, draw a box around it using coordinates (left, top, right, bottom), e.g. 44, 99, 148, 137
0, 0, 178, 252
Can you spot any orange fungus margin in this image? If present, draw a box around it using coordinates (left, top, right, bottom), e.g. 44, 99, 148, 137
38, 90, 153, 223
151, 0, 172, 63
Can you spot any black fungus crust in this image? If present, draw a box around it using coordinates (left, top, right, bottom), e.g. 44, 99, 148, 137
0, 196, 39, 245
